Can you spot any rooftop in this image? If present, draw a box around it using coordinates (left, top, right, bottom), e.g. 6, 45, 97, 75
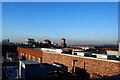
24, 48, 42, 51
20, 60, 39, 65
3, 66, 18, 79
18, 47, 120, 62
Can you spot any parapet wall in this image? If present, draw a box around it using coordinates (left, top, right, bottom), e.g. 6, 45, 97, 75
42, 52, 120, 78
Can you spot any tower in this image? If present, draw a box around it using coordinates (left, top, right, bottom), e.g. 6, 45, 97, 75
118, 42, 120, 61
61, 38, 66, 48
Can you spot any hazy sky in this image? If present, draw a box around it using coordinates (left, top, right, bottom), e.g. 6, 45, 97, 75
2, 2, 118, 45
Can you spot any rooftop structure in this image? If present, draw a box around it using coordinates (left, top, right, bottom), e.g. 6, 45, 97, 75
19, 60, 68, 80
69, 45, 95, 50
43, 39, 51, 44
73, 51, 92, 57
25, 38, 35, 44
41, 48, 70, 54
106, 50, 119, 58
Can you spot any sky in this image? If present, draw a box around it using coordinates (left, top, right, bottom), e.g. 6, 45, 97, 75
2, 2, 118, 45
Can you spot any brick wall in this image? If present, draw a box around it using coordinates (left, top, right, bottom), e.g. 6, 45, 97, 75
17, 47, 120, 78
42, 52, 120, 78
17, 47, 43, 63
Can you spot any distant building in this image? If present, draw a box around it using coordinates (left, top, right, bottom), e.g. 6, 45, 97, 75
36, 41, 42, 44
43, 39, 51, 44
25, 38, 35, 44
61, 38, 67, 48
119, 42, 120, 52
2, 39, 9, 44
51, 42, 58, 46
69, 45, 95, 50
118, 42, 120, 61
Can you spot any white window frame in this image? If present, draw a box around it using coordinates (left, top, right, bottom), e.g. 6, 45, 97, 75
21, 53, 22, 57
25, 54, 27, 58
37, 58, 41, 63
28, 55, 30, 60
32, 56, 35, 61
23, 53, 24, 56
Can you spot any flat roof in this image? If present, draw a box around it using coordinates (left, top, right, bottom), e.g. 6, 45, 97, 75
19, 47, 119, 63
27, 48, 42, 51
3, 66, 18, 79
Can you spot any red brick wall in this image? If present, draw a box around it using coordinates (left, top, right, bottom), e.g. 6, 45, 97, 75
61, 39, 65, 47
17, 47, 43, 63
42, 52, 120, 78
17, 47, 120, 78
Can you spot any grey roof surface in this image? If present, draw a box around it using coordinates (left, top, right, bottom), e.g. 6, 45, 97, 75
26, 48, 42, 51
3, 66, 18, 79
20, 60, 39, 65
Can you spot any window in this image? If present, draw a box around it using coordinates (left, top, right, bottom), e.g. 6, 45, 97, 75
32, 56, 35, 61
25, 54, 27, 58
37, 58, 41, 63
21, 53, 22, 57
28, 55, 30, 60
23, 53, 24, 56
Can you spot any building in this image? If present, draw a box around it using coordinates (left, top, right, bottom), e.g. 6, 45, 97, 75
61, 38, 67, 48
17, 47, 72, 62
25, 38, 35, 44
2, 39, 9, 45
17, 47, 120, 79
51, 42, 58, 46
2, 66, 19, 80
43, 39, 51, 44
17, 48, 43, 63
69, 45, 95, 50
19, 60, 40, 80
6, 52, 17, 62
119, 42, 120, 60
19, 60, 68, 80
41, 39, 52, 48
